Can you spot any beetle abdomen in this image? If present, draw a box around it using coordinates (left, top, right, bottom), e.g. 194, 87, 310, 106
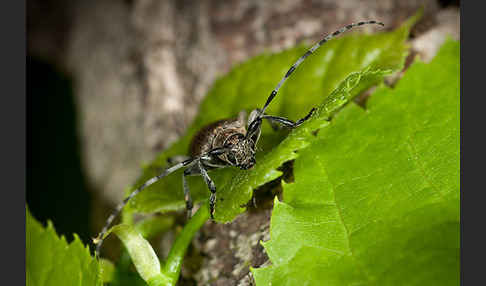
189, 118, 246, 157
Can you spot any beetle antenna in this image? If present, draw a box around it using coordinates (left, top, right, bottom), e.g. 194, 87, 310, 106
259, 20, 384, 116
93, 158, 194, 257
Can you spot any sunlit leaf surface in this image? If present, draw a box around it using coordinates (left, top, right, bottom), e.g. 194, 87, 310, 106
26, 206, 102, 286
252, 40, 460, 286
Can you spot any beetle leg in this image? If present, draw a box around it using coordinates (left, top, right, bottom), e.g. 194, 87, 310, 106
182, 167, 197, 219
94, 157, 196, 257
197, 159, 217, 219
262, 107, 315, 129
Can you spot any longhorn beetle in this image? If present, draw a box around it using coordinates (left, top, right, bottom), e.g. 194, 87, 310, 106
94, 20, 384, 256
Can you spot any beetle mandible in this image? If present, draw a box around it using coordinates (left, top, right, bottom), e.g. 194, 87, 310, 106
94, 20, 384, 256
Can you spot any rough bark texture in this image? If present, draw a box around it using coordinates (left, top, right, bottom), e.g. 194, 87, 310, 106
28, 0, 459, 284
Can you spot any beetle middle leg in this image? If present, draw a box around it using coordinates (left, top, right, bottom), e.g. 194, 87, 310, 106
197, 160, 217, 219
182, 166, 198, 218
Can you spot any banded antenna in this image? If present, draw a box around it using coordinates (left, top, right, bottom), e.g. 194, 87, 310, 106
258, 20, 384, 117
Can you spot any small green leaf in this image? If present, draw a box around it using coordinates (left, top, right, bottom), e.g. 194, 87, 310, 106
105, 216, 174, 286
124, 18, 415, 223
252, 40, 460, 285
107, 224, 169, 286
107, 206, 209, 286
26, 205, 102, 286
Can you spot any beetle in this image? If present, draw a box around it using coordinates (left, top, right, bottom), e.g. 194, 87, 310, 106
94, 20, 384, 256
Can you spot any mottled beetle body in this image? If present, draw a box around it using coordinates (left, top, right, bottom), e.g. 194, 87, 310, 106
190, 110, 260, 170
94, 20, 384, 256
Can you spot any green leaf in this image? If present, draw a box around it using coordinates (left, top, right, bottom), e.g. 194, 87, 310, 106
99, 259, 115, 283
104, 216, 173, 286
252, 40, 460, 285
124, 18, 416, 222
107, 206, 209, 286
26, 205, 102, 286
108, 252, 148, 286
107, 224, 169, 286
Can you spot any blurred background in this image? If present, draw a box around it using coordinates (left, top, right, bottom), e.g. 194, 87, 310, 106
27, 0, 459, 284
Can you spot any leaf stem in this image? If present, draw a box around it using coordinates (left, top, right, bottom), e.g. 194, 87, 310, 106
161, 205, 210, 285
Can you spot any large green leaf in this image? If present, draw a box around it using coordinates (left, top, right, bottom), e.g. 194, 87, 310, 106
26, 206, 102, 286
252, 40, 460, 285
124, 17, 417, 222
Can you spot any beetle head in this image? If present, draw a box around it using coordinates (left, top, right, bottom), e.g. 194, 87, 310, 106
223, 133, 256, 170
